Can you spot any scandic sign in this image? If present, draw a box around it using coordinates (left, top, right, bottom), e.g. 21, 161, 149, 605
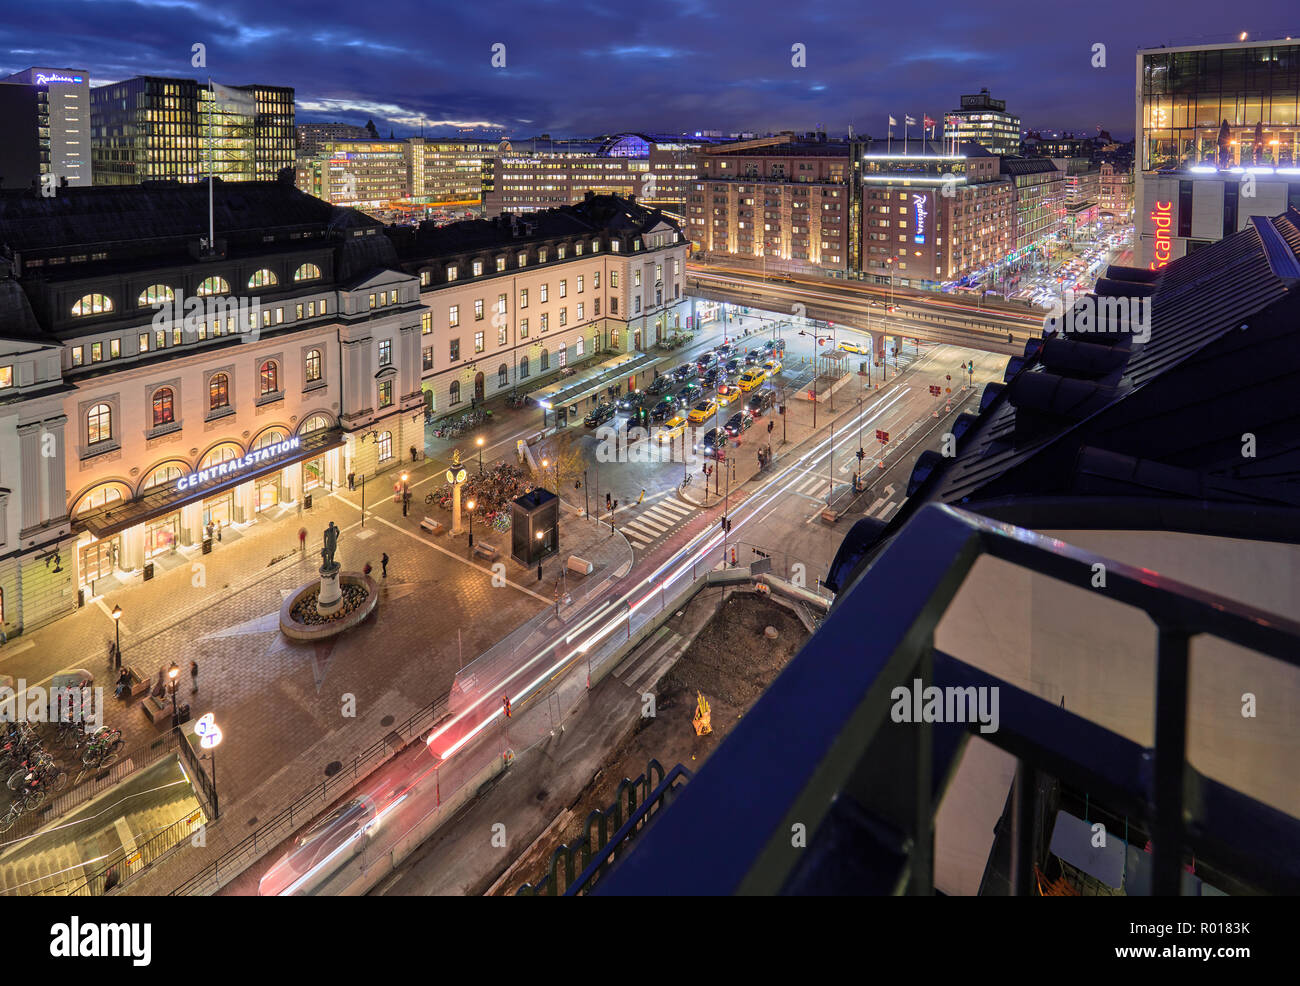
174, 437, 301, 493
1149, 200, 1173, 270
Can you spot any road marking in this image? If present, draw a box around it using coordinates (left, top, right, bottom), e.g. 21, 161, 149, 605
651, 499, 691, 517
624, 520, 665, 538
630, 515, 669, 533
865, 497, 886, 516
643, 506, 680, 525
878, 502, 899, 521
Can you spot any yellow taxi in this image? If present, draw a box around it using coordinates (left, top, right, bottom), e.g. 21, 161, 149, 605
688, 399, 719, 423
657, 414, 688, 443
715, 384, 738, 408
838, 339, 868, 355
738, 368, 767, 391
762, 357, 783, 375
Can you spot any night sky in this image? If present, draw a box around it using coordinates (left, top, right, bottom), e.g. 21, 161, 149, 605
4, 0, 1298, 139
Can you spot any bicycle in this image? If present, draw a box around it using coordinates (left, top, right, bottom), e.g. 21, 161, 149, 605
679, 474, 693, 491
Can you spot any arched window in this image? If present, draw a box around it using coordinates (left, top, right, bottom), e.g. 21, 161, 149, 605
293, 263, 322, 282
304, 349, 322, 383
142, 463, 185, 491
71, 293, 113, 316
200, 443, 241, 469
520, 356, 530, 378
151, 387, 175, 428
138, 284, 175, 307
73, 484, 126, 516
197, 276, 229, 296
540, 348, 550, 372
86, 403, 113, 445
253, 428, 288, 450
209, 373, 230, 410
299, 414, 331, 435
259, 360, 279, 395
449, 380, 461, 405
498, 364, 508, 388
248, 268, 278, 289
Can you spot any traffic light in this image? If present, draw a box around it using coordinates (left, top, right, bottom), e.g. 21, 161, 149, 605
857, 447, 865, 461
503, 696, 511, 719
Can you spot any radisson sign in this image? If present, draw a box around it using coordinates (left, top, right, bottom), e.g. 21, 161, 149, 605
34, 72, 84, 85
175, 437, 301, 493
1149, 200, 1173, 271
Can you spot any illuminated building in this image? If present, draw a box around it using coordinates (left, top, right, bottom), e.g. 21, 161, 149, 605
485, 133, 704, 218
295, 138, 410, 208
1136, 37, 1300, 267
1098, 162, 1134, 222
90, 76, 294, 186
945, 89, 1021, 156
2, 67, 92, 186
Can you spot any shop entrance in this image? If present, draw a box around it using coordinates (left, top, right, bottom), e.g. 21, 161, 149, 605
145, 516, 178, 558
256, 480, 280, 513
203, 493, 233, 528
79, 539, 116, 586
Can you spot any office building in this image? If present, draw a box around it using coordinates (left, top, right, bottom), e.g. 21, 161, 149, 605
1136, 37, 1300, 268
485, 133, 703, 218
1098, 162, 1134, 222
294, 137, 410, 208
296, 121, 373, 155
2, 67, 91, 187
999, 157, 1065, 258
407, 137, 498, 206
91, 76, 294, 185
945, 89, 1021, 156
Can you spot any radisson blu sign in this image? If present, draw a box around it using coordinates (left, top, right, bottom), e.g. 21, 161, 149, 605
175, 437, 302, 493
34, 72, 84, 85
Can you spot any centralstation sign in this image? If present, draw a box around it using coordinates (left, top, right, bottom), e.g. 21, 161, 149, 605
174, 436, 302, 493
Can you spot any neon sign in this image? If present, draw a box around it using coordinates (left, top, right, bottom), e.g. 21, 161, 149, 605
34, 73, 83, 85
912, 193, 929, 244
1149, 200, 1173, 270
175, 436, 302, 493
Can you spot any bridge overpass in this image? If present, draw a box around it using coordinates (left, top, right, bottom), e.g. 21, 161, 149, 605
688, 263, 1046, 358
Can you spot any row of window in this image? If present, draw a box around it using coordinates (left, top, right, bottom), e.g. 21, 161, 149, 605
70, 264, 322, 316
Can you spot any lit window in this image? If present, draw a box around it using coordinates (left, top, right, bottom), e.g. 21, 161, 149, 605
259, 360, 279, 395
86, 402, 112, 444
248, 268, 278, 289
305, 349, 322, 382
152, 387, 175, 427
72, 293, 113, 316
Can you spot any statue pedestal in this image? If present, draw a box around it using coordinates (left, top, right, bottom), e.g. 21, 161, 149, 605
317, 563, 343, 615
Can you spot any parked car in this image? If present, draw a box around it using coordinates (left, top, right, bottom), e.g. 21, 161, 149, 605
724, 411, 754, 438
584, 402, 617, 427
695, 352, 718, 370
738, 368, 767, 391
670, 363, 697, 382
617, 390, 647, 411
715, 383, 739, 408
688, 399, 719, 423
747, 389, 776, 415
646, 375, 673, 396
743, 350, 763, 366
657, 414, 688, 443
702, 366, 722, 385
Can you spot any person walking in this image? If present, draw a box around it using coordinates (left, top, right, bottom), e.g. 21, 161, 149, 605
216, 520, 222, 542
381, 553, 389, 578
363, 562, 372, 578
190, 660, 198, 695
409, 446, 418, 463
605, 492, 612, 512
348, 472, 356, 491
298, 527, 307, 554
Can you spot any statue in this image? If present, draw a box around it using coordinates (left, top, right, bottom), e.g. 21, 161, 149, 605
321, 521, 340, 571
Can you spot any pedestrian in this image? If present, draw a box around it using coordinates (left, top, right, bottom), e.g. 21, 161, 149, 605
606, 492, 612, 511
410, 446, 418, 463
216, 520, 222, 542
298, 527, 307, 554
348, 472, 356, 491
102, 866, 120, 894
190, 660, 198, 695
381, 553, 389, 578
364, 562, 372, 577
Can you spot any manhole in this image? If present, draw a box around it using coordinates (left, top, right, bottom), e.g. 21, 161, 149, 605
381, 715, 395, 727
324, 760, 343, 777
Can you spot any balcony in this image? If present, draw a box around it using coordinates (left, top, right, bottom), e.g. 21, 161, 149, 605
593, 505, 1300, 896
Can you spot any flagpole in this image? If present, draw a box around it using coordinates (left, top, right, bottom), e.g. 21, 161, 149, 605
207, 77, 214, 252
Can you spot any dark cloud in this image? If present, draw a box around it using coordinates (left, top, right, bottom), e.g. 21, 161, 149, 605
2, 0, 1296, 138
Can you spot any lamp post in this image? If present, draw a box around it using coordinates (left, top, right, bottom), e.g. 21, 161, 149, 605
466, 498, 476, 550
195, 712, 222, 819
400, 472, 409, 517
476, 436, 485, 475
167, 662, 180, 727
111, 605, 122, 670
446, 450, 468, 535
536, 529, 544, 581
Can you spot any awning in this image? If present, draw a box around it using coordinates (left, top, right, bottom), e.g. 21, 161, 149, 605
75, 427, 346, 540
533, 351, 666, 410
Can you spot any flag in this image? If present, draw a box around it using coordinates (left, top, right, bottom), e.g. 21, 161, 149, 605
888, 115, 897, 127
210, 82, 257, 116
905, 115, 917, 126
923, 115, 936, 130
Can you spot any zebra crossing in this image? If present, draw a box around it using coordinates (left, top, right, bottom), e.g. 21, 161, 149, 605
614, 627, 683, 694
619, 496, 696, 549
863, 496, 900, 521
789, 471, 831, 502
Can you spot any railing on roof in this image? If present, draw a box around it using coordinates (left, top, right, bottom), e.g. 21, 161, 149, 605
592, 503, 1300, 896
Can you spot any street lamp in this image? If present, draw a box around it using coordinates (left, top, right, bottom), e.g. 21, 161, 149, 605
194, 712, 222, 818
400, 472, 409, 517
167, 662, 180, 727
535, 529, 544, 581
476, 436, 485, 475
111, 605, 122, 670
466, 498, 476, 549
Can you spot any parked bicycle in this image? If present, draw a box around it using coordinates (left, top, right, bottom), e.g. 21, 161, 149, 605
679, 474, 693, 491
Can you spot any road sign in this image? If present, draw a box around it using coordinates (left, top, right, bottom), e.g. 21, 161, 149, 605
929, 385, 941, 396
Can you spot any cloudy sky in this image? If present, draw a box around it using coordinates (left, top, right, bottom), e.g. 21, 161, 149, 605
3, 0, 1297, 139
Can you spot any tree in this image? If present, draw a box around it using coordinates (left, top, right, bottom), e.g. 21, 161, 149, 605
532, 432, 585, 493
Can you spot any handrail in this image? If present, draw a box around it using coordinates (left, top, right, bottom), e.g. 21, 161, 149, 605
592, 503, 1300, 896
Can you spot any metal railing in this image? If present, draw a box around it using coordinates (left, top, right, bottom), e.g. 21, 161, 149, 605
168, 692, 448, 895
592, 504, 1300, 896
40, 806, 206, 897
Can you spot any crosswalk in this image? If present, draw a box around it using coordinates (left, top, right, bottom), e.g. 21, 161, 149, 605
619, 496, 697, 550
614, 627, 683, 694
863, 496, 900, 521
789, 471, 831, 502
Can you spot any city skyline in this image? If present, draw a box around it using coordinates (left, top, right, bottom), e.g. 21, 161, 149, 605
4, 0, 1296, 140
